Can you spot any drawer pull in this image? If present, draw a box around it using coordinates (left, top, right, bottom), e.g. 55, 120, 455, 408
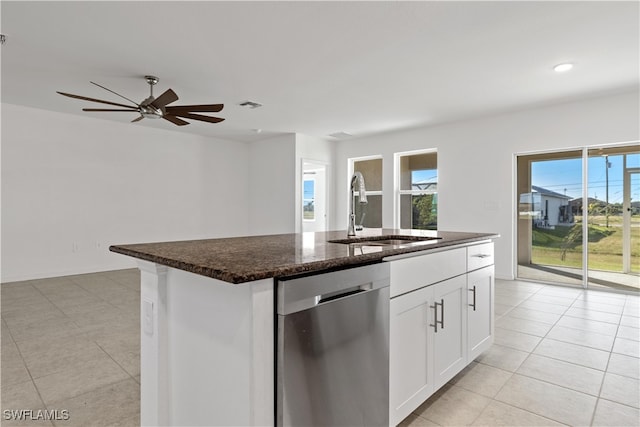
468, 286, 476, 311
430, 298, 444, 332
472, 254, 491, 259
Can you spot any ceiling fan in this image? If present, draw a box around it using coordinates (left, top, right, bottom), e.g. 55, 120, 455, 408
57, 76, 224, 126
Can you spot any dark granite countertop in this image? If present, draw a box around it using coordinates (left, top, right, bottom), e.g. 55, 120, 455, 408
109, 229, 498, 284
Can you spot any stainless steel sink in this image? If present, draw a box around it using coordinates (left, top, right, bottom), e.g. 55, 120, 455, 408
328, 235, 442, 246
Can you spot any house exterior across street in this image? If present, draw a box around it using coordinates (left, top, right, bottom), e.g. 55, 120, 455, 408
520, 185, 573, 227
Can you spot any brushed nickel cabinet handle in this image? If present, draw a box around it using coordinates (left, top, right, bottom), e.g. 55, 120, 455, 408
430, 299, 444, 332
468, 286, 476, 311
430, 302, 438, 333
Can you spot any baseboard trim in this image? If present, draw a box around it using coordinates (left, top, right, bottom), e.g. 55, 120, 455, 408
1, 261, 137, 284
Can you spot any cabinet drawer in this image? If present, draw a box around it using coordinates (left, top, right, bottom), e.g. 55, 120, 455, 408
467, 242, 494, 271
390, 248, 466, 297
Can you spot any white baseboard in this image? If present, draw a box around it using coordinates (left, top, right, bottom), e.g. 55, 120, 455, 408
1, 260, 137, 284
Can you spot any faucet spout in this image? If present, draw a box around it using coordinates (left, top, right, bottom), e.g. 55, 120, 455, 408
348, 172, 368, 237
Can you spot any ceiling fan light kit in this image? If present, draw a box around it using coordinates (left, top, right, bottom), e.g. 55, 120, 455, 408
57, 76, 225, 126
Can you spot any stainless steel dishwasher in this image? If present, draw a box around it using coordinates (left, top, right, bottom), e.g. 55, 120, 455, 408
277, 263, 390, 427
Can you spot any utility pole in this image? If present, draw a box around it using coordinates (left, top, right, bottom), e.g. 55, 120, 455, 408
604, 155, 610, 228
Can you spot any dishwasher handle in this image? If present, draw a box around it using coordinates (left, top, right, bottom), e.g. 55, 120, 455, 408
317, 283, 373, 305
277, 263, 390, 315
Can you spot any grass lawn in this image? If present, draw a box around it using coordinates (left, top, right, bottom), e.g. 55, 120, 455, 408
531, 216, 640, 272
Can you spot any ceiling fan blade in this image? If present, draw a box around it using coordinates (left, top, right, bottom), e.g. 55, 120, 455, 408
171, 112, 225, 124
165, 104, 224, 113
57, 91, 136, 109
90, 81, 139, 106
82, 108, 138, 112
131, 116, 144, 123
151, 89, 179, 109
163, 114, 189, 126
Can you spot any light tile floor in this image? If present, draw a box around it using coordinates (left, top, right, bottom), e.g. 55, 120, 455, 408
402, 279, 640, 427
2, 272, 639, 426
1, 269, 140, 426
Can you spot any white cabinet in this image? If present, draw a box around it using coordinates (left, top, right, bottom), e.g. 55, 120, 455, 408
432, 275, 467, 389
467, 267, 494, 362
389, 274, 467, 425
389, 285, 434, 424
388, 246, 468, 426
388, 241, 494, 426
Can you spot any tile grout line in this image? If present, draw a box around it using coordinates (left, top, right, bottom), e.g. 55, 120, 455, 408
1, 275, 138, 420
4, 318, 51, 414
495, 283, 640, 426
589, 309, 625, 426
491, 373, 596, 426
67, 275, 131, 313
487, 284, 599, 426
3, 282, 61, 411
469, 283, 570, 426
93, 340, 140, 385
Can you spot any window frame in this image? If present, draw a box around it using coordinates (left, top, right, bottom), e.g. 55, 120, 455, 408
394, 148, 438, 230
349, 155, 384, 229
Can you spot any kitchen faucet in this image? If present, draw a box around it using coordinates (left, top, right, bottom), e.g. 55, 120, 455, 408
348, 171, 368, 237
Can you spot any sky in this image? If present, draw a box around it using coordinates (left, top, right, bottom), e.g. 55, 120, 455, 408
303, 179, 315, 201
532, 153, 640, 202
412, 170, 437, 184
309, 155, 639, 203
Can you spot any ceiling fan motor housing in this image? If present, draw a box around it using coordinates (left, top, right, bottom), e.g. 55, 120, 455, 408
139, 104, 163, 119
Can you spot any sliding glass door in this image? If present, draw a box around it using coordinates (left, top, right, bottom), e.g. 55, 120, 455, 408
627, 169, 640, 275
517, 150, 584, 286
517, 144, 639, 292
586, 146, 640, 291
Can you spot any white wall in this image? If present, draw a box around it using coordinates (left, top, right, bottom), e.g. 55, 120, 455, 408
1, 104, 250, 282
247, 134, 297, 235
4, 91, 637, 282
335, 91, 640, 280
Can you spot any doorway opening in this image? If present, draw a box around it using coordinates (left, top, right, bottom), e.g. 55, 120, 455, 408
302, 161, 328, 233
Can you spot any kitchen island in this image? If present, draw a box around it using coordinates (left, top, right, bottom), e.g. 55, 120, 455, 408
110, 229, 498, 426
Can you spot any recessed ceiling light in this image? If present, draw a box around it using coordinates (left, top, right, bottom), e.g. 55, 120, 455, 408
553, 63, 574, 73
328, 131, 353, 139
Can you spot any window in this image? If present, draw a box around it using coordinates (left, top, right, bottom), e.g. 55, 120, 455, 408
351, 157, 383, 228
303, 177, 315, 221
396, 150, 438, 230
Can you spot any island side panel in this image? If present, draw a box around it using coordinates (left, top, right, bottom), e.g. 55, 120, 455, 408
250, 278, 276, 426
138, 261, 169, 427
138, 261, 274, 426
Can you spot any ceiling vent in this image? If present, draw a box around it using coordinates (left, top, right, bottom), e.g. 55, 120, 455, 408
328, 131, 353, 139
239, 100, 263, 109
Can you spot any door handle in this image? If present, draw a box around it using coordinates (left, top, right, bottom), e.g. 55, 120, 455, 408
469, 286, 476, 311
430, 298, 444, 332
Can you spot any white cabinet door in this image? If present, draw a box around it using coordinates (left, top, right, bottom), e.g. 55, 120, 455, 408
432, 275, 468, 389
467, 266, 494, 362
389, 286, 434, 426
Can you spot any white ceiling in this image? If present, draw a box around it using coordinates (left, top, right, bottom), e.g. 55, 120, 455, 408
2, 1, 638, 143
